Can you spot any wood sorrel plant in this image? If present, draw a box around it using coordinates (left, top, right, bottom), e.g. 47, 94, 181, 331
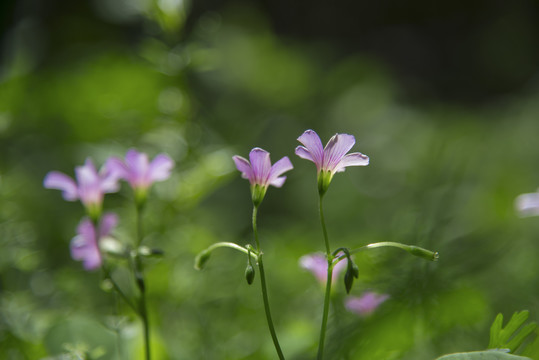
196, 147, 293, 359
196, 131, 438, 359
44, 149, 174, 360
294, 129, 438, 359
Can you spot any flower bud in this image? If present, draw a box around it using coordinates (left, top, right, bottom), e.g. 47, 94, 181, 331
351, 262, 359, 279
101, 278, 114, 292
194, 249, 211, 270
406, 246, 439, 261
138, 246, 164, 258
344, 268, 354, 294
245, 264, 255, 285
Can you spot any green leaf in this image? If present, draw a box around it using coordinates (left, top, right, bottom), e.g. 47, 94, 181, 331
488, 311, 537, 353
436, 350, 532, 360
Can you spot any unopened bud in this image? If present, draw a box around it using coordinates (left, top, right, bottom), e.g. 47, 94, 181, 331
406, 246, 439, 261
138, 246, 164, 257
245, 264, 255, 285
101, 278, 113, 292
351, 262, 359, 278
344, 268, 354, 294
194, 250, 211, 270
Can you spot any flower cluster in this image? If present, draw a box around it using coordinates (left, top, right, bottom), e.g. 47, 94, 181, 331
233, 129, 369, 204
44, 149, 174, 270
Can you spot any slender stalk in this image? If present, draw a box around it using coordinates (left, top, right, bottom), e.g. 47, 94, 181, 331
102, 266, 137, 313
317, 262, 333, 360
317, 194, 333, 360
252, 206, 285, 360
199, 242, 257, 258
318, 195, 331, 255
135, 203, 151, 360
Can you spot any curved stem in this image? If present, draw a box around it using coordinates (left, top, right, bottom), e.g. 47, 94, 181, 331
317, 194, 333, 360
252, 206, 285, 360
102, 266, 138, 313
201, 242, 258, 258
333, 241, 439, 264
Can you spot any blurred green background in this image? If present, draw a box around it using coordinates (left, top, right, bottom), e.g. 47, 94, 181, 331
1, 0, 539, 359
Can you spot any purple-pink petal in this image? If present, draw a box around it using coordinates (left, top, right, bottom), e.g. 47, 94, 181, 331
295, 146, 315, 163
345, 292, 389, 316
334, 152, 370, 173
105, 157, 130, 180
75, 158, 105, 206
149, 154, 174, 182
297, 130, 324, 168
125, 149, 150, 186
110, 149, 175, 190
71, 218, 101, 270
43, 171, 79, 201
233, 155, 253, 182
100, 168, 121, 194
249, 148, 272, 185
300, 252, 348, 284
99, 212, 119, 238
515, 192, 539, 217
300, 253, 327, 283
268, 156, 293, 188
323, 134, 356, 172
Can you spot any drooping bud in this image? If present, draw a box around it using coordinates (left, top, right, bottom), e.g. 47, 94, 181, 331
344, 268, 354, 294
245, 264, 255, 285
194, 249, 212, 270
351, 262, 359, 279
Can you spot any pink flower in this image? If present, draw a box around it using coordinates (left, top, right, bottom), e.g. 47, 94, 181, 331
233, 147, 293, 206
44, 158, 119, 218
295, 129, 369, 194
106, 149, 174, 192
70, 213, 118, 271
299, 253, 348, 284
345, 292, 389, 316
515, 190, 539, 217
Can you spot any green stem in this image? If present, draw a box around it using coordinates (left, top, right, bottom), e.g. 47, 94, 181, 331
317, 262, 333, 360
319, 195, 331, 255
317, 194, 333, 360
333, 242, 439, 264
102, 266, 138, 313
252, 206, 285, 360
135, 203, 151, 360
202, 242, 257, 258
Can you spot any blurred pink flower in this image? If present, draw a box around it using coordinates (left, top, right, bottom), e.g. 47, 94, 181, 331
70, 213, 118, 271
106, 149, 174, 191
44, 158, 119, 217
345, 292, 389, 316
299, 252, 348, 284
